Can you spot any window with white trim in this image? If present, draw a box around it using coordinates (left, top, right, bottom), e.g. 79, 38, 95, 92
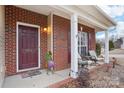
78, 31, 88, 56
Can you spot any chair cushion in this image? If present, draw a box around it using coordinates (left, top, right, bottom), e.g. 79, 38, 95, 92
78, 60, 88, 65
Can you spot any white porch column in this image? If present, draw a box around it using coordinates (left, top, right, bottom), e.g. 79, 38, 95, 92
70, 13, 78, 78
0, 6, 5, 87
105, 30, 109, 63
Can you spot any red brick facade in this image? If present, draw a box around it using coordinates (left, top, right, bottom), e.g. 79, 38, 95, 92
53, 15, 70, 70
5, 6, 47, 76
5, 6, 96, 76
53, 15, 95, 71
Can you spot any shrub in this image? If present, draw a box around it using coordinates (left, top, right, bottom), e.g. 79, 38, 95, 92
96, 43, 101, 56
109, 40, 114, 50
45, 51, 52, 62
114, 38, 123, 49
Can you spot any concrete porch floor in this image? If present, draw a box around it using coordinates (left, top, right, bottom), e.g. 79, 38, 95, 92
2, 69, 70, 88
2, 61, 105, 88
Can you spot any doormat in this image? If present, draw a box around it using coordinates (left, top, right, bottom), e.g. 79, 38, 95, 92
21, 70, 42, 78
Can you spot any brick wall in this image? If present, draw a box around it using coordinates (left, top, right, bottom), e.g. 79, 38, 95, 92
5, 6, 48, 76
53, 15, 96, 71
53, 15, 70, 70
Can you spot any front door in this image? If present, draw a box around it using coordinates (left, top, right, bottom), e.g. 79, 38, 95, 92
18, 25, 39, 70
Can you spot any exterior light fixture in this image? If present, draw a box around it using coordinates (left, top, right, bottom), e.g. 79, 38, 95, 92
80, 26, 83, 31
43, 27, 47, 31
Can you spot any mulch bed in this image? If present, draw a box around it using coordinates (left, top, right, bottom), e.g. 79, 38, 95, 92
59, 63, 124, 88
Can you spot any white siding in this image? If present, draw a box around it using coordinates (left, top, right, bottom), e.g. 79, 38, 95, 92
0, 6, 5, 87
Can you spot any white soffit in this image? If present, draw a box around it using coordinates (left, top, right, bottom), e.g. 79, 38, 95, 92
94, 6, 117, 26
16, 5, 116, 31
16, 5, 70, 19
77, 6, 109, 26
53, 5, 109, 30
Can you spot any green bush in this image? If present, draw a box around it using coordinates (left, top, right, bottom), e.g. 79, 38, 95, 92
45, 51, 52, 62
96, 43, 101, 56
109, 40, 114, 50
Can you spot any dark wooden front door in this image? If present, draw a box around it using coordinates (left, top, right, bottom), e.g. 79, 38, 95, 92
18, 25, 39, 70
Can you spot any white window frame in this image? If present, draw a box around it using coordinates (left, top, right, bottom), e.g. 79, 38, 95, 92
16, 22, 41, 72
78, 31, 88, 56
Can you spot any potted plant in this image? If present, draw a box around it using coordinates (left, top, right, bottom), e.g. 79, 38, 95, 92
45, 51, 55, 74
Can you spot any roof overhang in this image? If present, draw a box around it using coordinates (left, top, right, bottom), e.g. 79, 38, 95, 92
16, 5, 117, 32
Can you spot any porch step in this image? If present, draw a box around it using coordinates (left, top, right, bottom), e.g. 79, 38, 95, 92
48, 77, 73, 88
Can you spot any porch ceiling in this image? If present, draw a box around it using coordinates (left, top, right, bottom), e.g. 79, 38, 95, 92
16, 5, 117, 32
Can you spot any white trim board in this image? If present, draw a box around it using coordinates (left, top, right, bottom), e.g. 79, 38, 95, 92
16, 22, 41, 72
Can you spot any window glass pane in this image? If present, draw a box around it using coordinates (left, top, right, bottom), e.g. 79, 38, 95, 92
78, 31, 88, 56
